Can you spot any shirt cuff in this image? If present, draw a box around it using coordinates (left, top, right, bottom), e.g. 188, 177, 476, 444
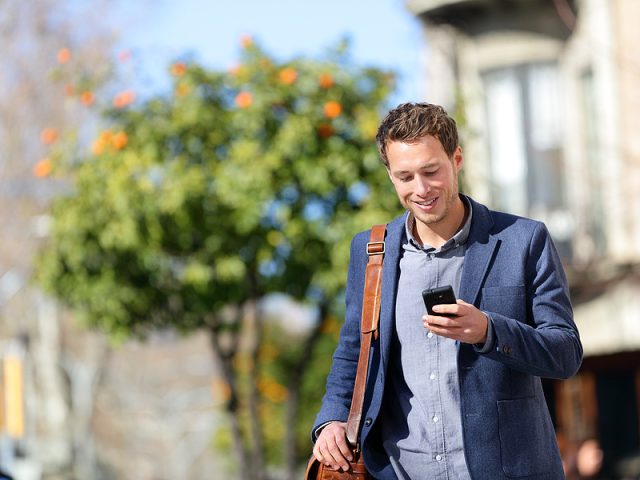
473, 312, 495, 354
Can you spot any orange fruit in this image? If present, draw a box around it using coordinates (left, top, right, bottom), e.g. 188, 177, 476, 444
170, 62, 187, 77
99, 130, 113, 142
235, 91, 253, 108
111, 131, 128, 150
324, 101, 342, 118
40, 128, 59, 145
80, 91, 95, 106
33, 158, 53, 178
113, 90, 135, 108
279, 67, 297, 85
92, 131, 112, 155
91, 139, 106, 155
319, 73, 334, 89
57, 48, 71, 64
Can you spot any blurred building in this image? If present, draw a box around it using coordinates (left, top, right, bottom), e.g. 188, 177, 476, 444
406, 0, 640, 476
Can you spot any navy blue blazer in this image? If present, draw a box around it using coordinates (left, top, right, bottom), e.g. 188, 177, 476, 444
313, 197, 583, 479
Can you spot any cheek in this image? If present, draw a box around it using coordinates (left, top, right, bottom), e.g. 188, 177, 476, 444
393, 183, 412, 198
435, 173, 455, 188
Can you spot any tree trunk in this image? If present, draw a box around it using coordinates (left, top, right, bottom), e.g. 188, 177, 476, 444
59, 331, 109, 480
245, 299, 266, 480
284, 301, 330, 480
33, 293, 73, 471
207, 323, 253, 480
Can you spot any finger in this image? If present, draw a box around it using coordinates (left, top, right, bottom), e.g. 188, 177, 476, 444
426, 318, 465, 338
326, 441, 351, 470
425, 315, 455, 328
315, 431, 348, 470
313, 441, 324, 462
333, 432, 354, 461
432, 304, 459, 316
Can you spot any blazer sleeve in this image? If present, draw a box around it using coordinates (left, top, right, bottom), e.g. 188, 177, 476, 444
311, 231, 369, 440
481, 222, 583, 379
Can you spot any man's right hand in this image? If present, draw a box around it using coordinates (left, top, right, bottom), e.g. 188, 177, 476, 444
312, 421, 353, 472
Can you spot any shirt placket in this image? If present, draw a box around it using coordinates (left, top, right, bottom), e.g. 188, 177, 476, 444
423, 251, 449, 479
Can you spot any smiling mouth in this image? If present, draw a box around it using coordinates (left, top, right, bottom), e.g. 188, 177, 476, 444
414, 197, 437, 209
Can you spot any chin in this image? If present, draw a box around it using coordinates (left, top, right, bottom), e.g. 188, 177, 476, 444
415, 212, 444, 226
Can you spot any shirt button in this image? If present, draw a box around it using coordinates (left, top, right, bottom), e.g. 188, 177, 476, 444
427, 332, 433, 338
432, 415, 439, 423
435, 454, 443, 461
429, 373, 436, 380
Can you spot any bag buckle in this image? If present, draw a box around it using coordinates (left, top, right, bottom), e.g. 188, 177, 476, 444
366, 241, 385, 255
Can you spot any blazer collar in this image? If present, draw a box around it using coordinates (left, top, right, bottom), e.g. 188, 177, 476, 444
459, 196, 499, 305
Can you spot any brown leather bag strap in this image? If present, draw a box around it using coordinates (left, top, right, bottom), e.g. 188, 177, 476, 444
345, 224, 386, 446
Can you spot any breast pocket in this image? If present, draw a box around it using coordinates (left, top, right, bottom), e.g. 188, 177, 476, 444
480, 285, 526, 321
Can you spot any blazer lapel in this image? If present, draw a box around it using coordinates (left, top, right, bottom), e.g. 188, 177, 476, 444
459, 199, 499, 305
378, 212, 407, 375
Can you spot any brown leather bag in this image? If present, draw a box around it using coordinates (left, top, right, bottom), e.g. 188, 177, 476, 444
304, 224, 386, 480
303, 448, 369, 480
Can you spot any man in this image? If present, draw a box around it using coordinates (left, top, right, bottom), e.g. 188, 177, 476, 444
311, 102, 582, 479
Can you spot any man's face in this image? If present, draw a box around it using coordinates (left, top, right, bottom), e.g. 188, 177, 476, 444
386, 135, 463, 241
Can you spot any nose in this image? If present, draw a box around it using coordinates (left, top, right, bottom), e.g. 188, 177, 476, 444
414, 176, 431, 197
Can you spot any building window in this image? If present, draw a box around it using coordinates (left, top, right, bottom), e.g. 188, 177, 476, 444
483, 66, 528, 215
482, 62, 571, 253
579, 67, 606, 253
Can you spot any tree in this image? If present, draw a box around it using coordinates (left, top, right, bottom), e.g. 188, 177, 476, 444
0, 0, 127, 477
35, 37, 399, 479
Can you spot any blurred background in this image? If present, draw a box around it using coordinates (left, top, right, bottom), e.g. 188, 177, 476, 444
1, 0, 639, 479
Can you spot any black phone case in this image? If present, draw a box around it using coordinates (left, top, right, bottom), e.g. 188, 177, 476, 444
422, 285, 457, 315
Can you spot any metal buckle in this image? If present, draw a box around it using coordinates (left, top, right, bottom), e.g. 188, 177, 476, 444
366, 241, 385, 255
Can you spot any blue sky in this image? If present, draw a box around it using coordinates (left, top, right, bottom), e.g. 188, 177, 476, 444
120, 0, 424, 103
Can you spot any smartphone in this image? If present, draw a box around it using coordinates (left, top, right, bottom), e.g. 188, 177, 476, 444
422, 285, 457, 316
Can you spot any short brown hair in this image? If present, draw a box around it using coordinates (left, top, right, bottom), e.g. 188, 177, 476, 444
376, 102, 459, 167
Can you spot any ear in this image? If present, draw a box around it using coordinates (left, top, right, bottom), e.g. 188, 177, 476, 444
453, 146, 463, 172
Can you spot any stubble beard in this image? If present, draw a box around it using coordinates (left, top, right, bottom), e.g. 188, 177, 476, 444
411, 184, 459, 230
